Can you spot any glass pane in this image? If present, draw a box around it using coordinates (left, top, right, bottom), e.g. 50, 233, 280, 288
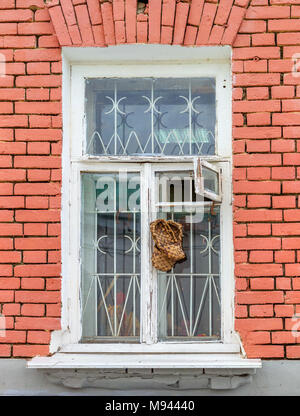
155, 172, 221, 340
85, 78, 216, 156
81, 172, 141, 341
202, 165, 219, 195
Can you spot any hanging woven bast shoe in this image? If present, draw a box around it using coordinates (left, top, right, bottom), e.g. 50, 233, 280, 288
150, 219, 186, 272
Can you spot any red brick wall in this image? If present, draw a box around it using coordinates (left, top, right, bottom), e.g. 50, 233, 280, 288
0, 0, 61, 358
232, 0, 300, 359
0, 0, 299, 359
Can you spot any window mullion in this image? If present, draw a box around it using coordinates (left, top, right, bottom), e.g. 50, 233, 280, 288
140, 163, 157, 344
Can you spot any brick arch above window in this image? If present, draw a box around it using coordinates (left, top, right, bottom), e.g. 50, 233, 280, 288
46, 0, 250, 47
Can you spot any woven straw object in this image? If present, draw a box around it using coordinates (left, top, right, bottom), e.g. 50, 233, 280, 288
150, 219, 186, 272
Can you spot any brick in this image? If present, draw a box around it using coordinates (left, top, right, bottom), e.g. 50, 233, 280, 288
14, 156, 61, 168
27, 138, 50, 155
0, 278, 20, 290
26, 89, 50, 101
16, 210, 59, 223
15, 317, 60, 331
233, 126, 281, 139
0, 291, 14, 302
13, 345, 49, 357
23, 223, 47, 236
16, 0, 45, 7
235, 264, 283, 277
284, 210, 300, 222
233, 34, 250, 48
235, 305, 248, 318
283, 238, 300, 249
21, 278, 45, 290
0, 182, 13, 193
46, 304, 61, 317
273, 223, 300, 236
187, 0, 204, 26
247, 113, 270, 126
233, 99, 280, 113
29, 116, 51, 128
14, 49, 61, 62
221, 5, 246, 45
233, 47, 280, 60
0, 330, 26, 342
235, 209, 281, 222
245, 345, 284, 358
235, 318, 282, 331
250, 278, 274, 290
75, 4, 94, 45
35, 9, 51, 22
274, 305, 294, 317
15, 237, 60, 250
272, 167, 295, 180
0, 88, 25, 101
125, 0, 137, 43
234, 154, 281, 166
252, 33, 275, 46
249, 305, 274, 317
115, 21, 126, 44
234, 237, 281, 250
271, 139, 295, 153
275, 250, 295, 263
0, 224, 22, 236
269, 18, 300, 32
101, 2, 116, 45
234, 181, 281, 194
21, 304, 44, 317
173, 2, 189, 45
234, 74, 280, 87
23, 251, 47, 264
247, 195, 271, 208
0, 346, 11, 357
25, 196, 48, 209
14, 183, 59, 196
4, 36, 36, 48
249, 250, 273, 262
0, 239, 13, 250
2, 303, 20, 316
27, 170, 51, 182
286, 291, 300, 303
0, 10, 33, 22
14, 265, 60, 278
196, 3, 217, 45
0, 115, 28, 128
246, 331, 270, 345
247, 167, 271, 180
239, 20, 266, 33
27, 331, 51, 344
46, 278, 61, 291
16, 75, 61, 88
282, 181, 300, 194
246, 5, 290, 19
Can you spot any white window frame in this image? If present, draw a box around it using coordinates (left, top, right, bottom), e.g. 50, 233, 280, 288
28, 46, 261, 370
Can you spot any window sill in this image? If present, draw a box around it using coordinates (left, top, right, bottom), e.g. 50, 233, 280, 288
27, 351, 261, 370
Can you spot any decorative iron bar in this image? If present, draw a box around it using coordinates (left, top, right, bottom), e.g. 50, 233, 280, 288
157, 211, 221, 339
85, 78, 216, 156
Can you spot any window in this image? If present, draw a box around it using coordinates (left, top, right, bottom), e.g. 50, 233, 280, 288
69, 54, 235, 349
34, 45, 254, 368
